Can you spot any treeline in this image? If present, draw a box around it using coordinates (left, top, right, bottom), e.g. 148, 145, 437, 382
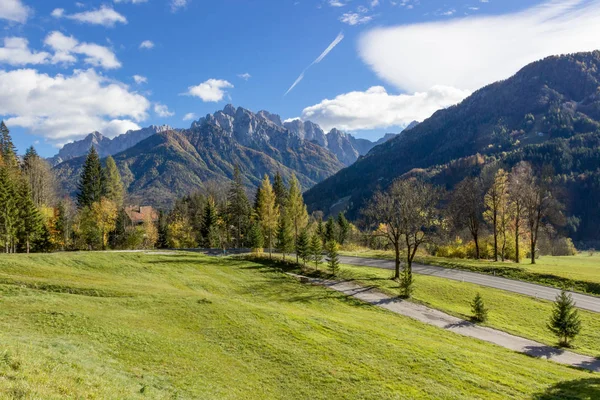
162, 166, 350, 274
0, 123, 156, 252
0, 122, 57, 253
361, 161, 570, 297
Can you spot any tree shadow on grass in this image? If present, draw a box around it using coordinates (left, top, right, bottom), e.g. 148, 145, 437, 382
532, 378, 600, 399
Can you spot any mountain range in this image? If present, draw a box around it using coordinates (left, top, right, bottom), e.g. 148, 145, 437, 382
53, 106, 411, 208
304, 51, 600, 244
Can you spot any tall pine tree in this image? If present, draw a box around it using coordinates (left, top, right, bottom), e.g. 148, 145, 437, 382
227, 165, 251, 248
201, 196, 219, 247
0, 166, 19, 252
17, 179, 43, 253
276, 215, 294, 260
77, 147, 104, 209
273, 171, 288, 209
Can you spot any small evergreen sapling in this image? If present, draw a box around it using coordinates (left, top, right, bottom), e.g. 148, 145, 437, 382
309, 233, 323, 270
548, 290, 582, 347
295, 229, 310, 269
325, 240, 340, 277
471, 293, 488, 322
399, 264, 413, 299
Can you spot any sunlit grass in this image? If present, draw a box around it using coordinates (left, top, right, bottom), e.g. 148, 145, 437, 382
0, 251, 595, 398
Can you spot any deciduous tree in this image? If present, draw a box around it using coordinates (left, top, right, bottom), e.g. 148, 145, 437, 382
257, 175, 279, 259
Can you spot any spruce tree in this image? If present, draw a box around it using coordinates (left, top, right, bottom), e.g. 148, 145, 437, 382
201, 196, 219, 247
548, 290, 582, 347
471, 293, 488, 322
0, 166, 19, 252
325, 216, 336, 243
103, 156, 124, 206
0, 121, 18, 169
22, 146, 38, 170
337, 212, 350, 245
77, 147, 104, 209
157, 210, 169, 249
316, 218, 325, 245
276, 215, 294, 261
296, 229, 310, 269
309, 233, 323, 270
248, 221, 264, 253
273, 171, 288, 209
399, 265, 414, 299
227, 165, 251, 247
325, 240, 340, 277
17, 179, 43, 253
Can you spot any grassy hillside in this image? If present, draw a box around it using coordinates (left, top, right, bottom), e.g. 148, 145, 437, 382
0, 252, 595, 398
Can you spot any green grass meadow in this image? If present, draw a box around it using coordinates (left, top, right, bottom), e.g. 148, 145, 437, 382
0, 252, 597, 399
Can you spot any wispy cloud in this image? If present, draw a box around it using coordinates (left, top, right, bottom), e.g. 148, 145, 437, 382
154, 103, 174, 117
170, 0, 189, 12
183, 112, 197, 121
237, 72, 251, 81
340, 12, 373, 25
52, 5, 127, 27
139, 40, 154, 49
133, 75, 147, 84
285, 32, 344, 96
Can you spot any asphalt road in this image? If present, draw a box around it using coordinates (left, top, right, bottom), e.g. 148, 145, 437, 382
338, 255, 600, 313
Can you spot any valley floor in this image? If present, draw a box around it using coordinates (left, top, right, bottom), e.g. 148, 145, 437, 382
0, 252, 597, 399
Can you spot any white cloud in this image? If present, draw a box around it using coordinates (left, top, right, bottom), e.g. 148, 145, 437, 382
237, 72, 251, 80
139, 40, 154, 49
328, 0, 346, 7
358, 0, 600, 93
0, 0, 30, 23
300, 85, 470, 131
170, 0, 188, 12
51, 8, 64, 18
185, 79, 233, 102
133, 74, 147, 84
285, 32, 344, 95
0, 38, 50, 66
114, 0, 148, 3
0, 68, 149, 143
370, 0, 380, 7
44, 31, 121, 69
53, 5, 127, 27
154, 103, 174, 117
183, 112, 197, 121
340, 12, 373, 25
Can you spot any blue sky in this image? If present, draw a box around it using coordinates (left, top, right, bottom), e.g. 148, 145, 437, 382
2, 0, 600, 157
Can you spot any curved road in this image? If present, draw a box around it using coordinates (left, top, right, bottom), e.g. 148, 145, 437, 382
290, 273, 600, 372
338, 256, 600, 313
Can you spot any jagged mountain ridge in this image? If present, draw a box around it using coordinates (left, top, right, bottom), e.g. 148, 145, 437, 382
304, 51, 600, 242
51, 105, 414, 168
49, 125, 173, 166
54, 106, 346, 208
